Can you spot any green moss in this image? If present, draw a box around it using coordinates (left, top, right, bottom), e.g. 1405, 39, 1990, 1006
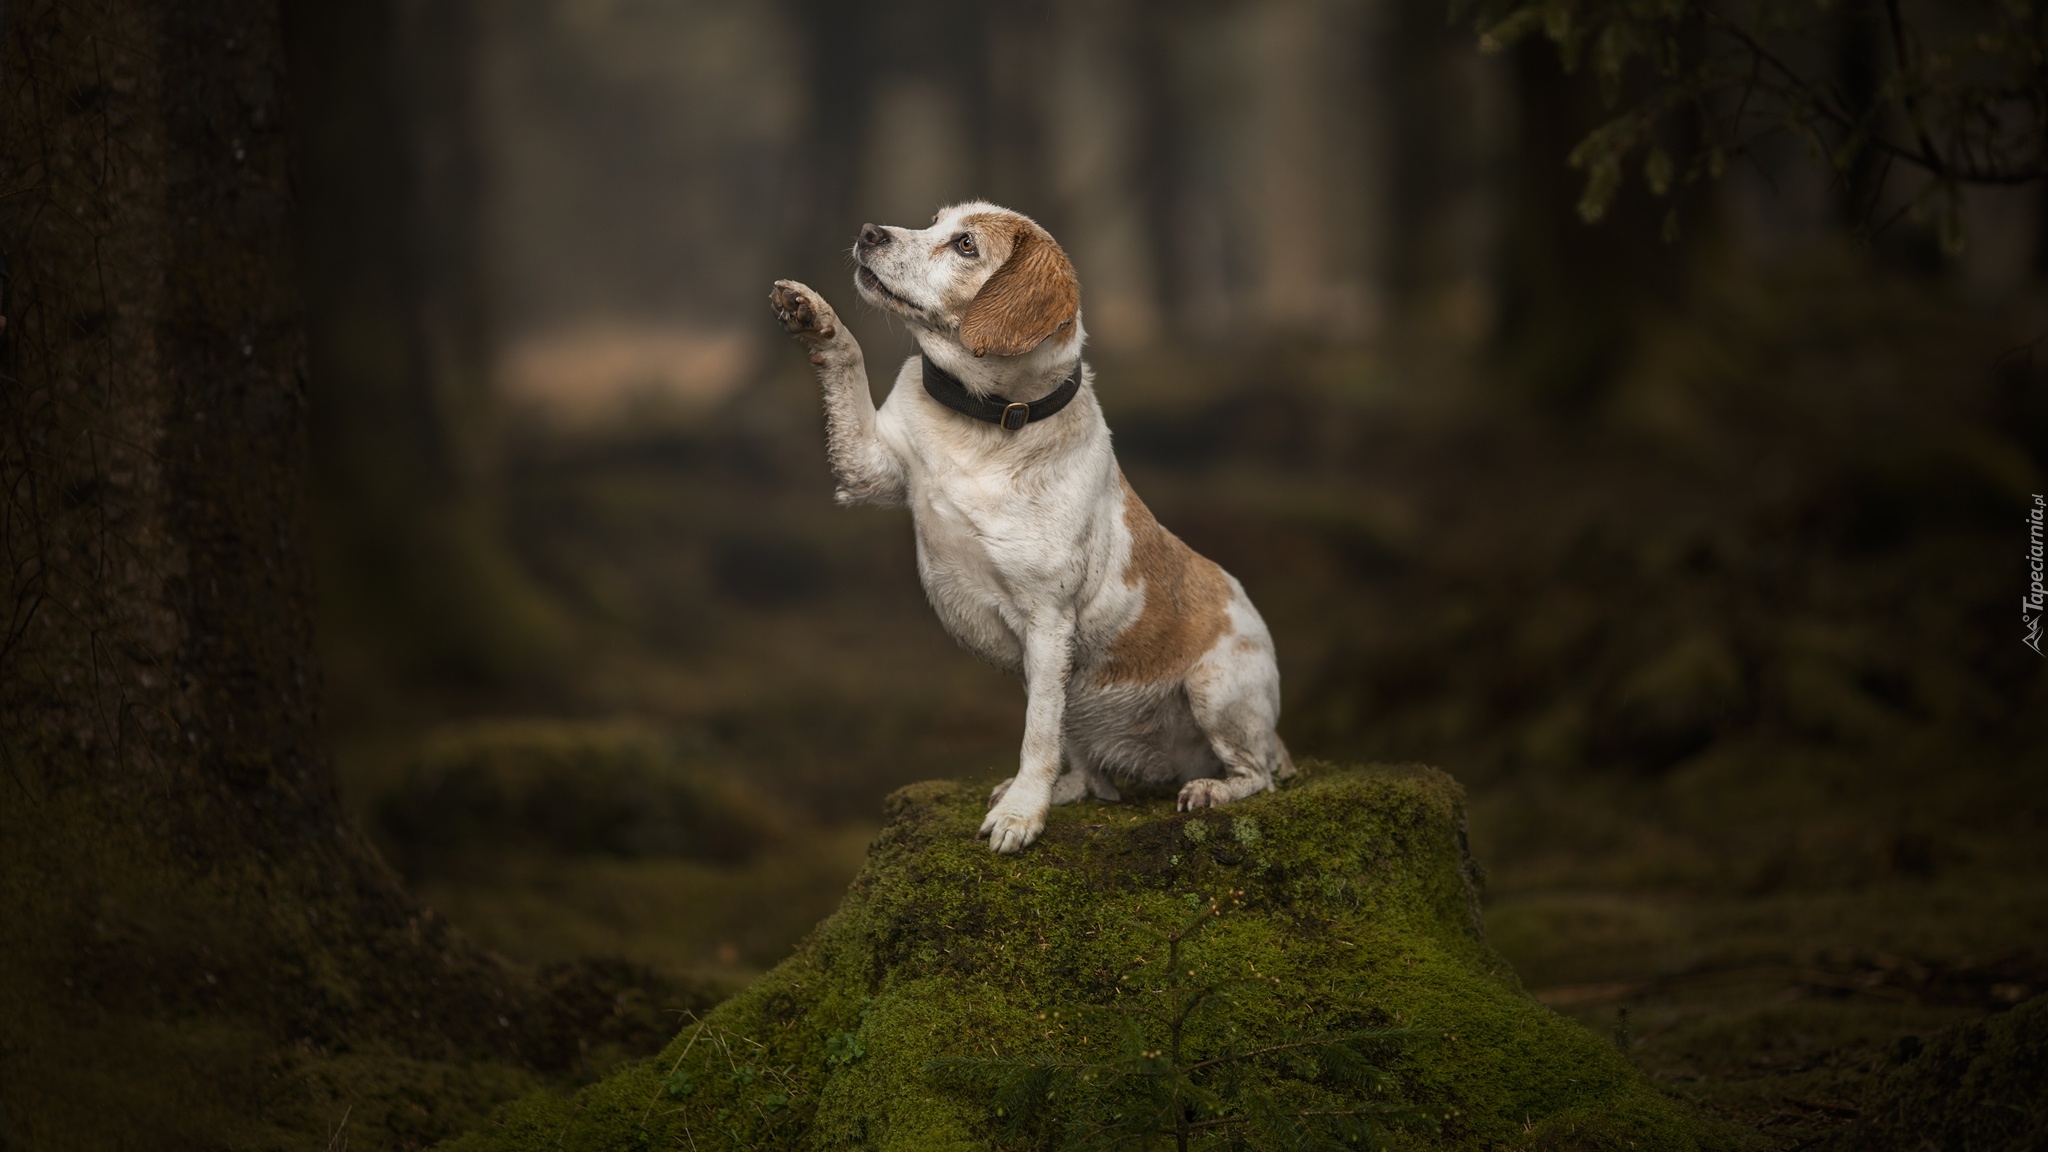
446, 763, 1731, 1151
0, 757, 712, 1151
376, 720, 789, 871
1831, 993, 2048, 1151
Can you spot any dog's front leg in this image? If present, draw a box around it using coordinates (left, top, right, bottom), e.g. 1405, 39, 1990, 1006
979, 609, 1075, 854
769, 280, 905, 506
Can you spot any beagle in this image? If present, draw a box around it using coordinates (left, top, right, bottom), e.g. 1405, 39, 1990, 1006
770, 202, 1291, 853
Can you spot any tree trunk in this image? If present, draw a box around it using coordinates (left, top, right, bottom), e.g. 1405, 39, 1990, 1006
1382, 0, 1509, 348
1243, 0, 1383, 343
1042, 0, 1172, 354
0, 3, 684, 1148
286, 0, 568, 690
1495, 41, 1690, 407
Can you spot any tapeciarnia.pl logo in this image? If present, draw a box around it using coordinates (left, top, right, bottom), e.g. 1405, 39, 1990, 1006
2028, 494, 2045, 657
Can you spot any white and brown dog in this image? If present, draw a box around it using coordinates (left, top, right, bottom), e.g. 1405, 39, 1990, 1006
769, 201, 1291, 853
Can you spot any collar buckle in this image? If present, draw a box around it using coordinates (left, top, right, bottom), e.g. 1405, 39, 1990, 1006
999, 401, 1031, 431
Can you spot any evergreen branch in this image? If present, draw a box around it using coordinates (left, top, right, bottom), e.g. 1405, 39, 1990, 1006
1880, 0, 1944, 172
1692, 4, 2046, 184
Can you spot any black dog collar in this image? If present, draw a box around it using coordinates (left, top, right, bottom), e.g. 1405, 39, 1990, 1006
921, 353, 1082, 432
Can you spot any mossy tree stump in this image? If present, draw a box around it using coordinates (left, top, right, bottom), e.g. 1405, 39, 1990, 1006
451, 764, 1722, 1151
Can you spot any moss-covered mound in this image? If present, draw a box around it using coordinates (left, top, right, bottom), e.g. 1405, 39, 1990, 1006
449, 763, 1725, 1151
375, 720, 788, 874
1830, 993, 2048, 1152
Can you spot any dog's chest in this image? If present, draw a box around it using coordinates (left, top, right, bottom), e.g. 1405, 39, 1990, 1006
894, 425, 1116, 654
909, 455, 1091, 598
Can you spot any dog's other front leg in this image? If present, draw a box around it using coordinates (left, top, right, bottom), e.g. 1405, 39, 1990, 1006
769, 280, 905, 506
979, 609, 1075, 854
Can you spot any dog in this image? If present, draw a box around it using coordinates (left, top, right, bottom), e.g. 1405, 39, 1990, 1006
769, 201, 1291, 853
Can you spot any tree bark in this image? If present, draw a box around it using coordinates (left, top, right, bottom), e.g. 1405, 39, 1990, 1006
1041, 0, 1164, 353
0, 3, 685, 1147
286, 0, 568, 689
1243, 0, 1383, 343
1495, 41, 1690, 406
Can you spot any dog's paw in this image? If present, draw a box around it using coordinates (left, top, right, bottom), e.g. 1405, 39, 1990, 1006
769, 280, 839, 342
978, 801, 1046, 854
988, 776, 1015, 808
1177, 777, 1232, 812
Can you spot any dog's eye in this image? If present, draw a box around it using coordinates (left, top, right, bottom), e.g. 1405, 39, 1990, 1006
954, 235, 977, 257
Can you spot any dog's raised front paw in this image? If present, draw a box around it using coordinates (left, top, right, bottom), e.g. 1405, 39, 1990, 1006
769, 279, 838, 341
1177, 777, 1232, 812
978, 800, 1045, 854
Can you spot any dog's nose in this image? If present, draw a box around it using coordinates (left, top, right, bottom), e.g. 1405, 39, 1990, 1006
857, 223, 890, 250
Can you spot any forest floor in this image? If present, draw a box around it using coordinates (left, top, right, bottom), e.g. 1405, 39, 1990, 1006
324, 251, 2048, 1148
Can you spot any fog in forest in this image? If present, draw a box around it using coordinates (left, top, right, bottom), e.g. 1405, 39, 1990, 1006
296, 0, 2048, 1063
5, 0, 2044, 1146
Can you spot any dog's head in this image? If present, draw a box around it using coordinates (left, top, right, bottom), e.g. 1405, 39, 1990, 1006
852, 201, 1082, 361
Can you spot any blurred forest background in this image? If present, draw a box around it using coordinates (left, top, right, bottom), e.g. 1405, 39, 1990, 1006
281, 0, 2048, 1139
291, 0, 2048, 1139
5, 0, 2043, 1146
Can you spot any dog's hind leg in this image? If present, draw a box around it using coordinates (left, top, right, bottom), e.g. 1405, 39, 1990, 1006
988, 773, 1079, 808
1082, 765, 1122, 802
1058, 738, 1122, 805
1049, 770, 1088, 806
1176, 735, 1277, 811
1056, 764, 1122, 805
991, 761, 1119, 810
1176, 634, 1286, 812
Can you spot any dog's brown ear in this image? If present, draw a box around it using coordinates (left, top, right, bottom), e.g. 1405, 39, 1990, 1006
958, 220, 1080, 358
